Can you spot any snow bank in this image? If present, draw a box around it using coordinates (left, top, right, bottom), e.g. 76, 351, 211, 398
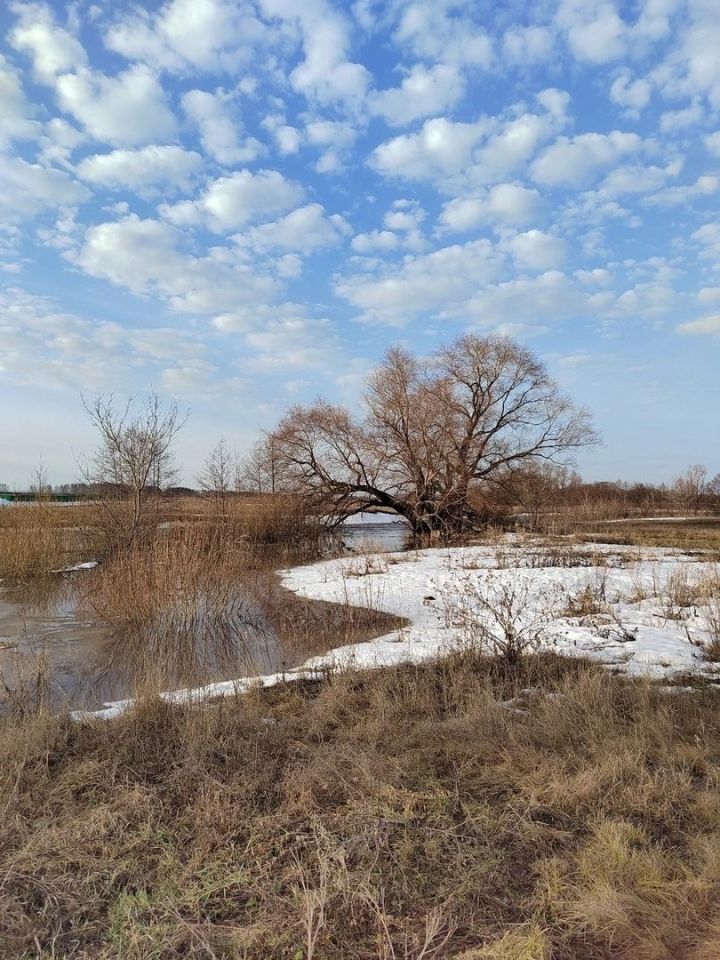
74, 541, 720, 721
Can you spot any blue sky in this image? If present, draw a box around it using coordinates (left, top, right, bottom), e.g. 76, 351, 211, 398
1, 0, 719, 486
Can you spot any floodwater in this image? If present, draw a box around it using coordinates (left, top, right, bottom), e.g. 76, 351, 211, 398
0, 522, 407, 713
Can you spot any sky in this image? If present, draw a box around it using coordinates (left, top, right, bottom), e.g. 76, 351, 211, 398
0, 0, 719, 487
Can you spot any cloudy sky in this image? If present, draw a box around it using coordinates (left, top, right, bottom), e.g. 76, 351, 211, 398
1, 0, 719, 486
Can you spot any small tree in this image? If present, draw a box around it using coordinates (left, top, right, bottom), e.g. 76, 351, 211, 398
197, 437, 235, 518
238, 435, 281, 494
29, 459, 52, 500
673, 464, 708, 515
82, 391, 187, 530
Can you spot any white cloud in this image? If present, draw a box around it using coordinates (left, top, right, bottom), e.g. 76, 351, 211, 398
335, 239, 503, 324
502, 26, 554, 65
0, 156, 89, 220
705, 132, 720, 157
182, 89, 261, 165
371, 64, 464, 126
161, 169, 304, 233
371, 99, 565, 191
105, 0, 269, 73
236, 203, 350, 252
55, 65, 178, 146
383, 201, 424, 231
531, 131, 644, 188
557, 0, 627, 63
462, 270, 602, 327
76, 145, 202, 191
676, 314, 720, 336
645, 175, 718, 208
10, 1, 86, 82
659, 101, 703, 132
72, 214, 277, 313
610, 70, 652, 112
370, 116, 492, 183
439, 183, 542, 232
504, 230, 566, 270
596, 159, 681, 198
393, 1, 493, 68
244, 316, 343, 370
275, 125, 301, 154
0, 286, 212, 394
351, 230, 401, 254
0, 54, 40, 147
650, 8, 720, 109
259, 0, 370, 105
698, 287, 720, 304
305, 119, 357, 172
691, 222, 720, 265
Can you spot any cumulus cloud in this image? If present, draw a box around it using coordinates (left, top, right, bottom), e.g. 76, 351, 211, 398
556, 0, 629, 64
503, 230, 566, 270
304, 119, 357, 172
182, 89, 261, 165
55, 65, 178, 146
371, 97, 566, 191
160, 169, 304, 233
335, 239, 503, 324
531, 131, 644, 188
72, 214, 278, 313
76, 145, 202, 191
705, 131, 720, 157
0, 54, 39, 147
258, 0, 370, 105
439, 183, 543, 231
105, 0, 269, 73
610, 70, 652, 112
502, 26, 554, 65
392, 0, 493, 68
676, 314, 720, 336
9, 1, 86, 82
0, 156, 89, 220
371, 64, 465, 126
235, 203, 351, 252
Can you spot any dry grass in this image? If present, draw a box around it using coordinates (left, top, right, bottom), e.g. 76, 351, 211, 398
2, 654, 720, 959
0, 505, 70, 581
577, 517, 720, 555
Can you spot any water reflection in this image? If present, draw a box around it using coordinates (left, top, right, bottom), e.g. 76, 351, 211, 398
1, 571, 286, 713
0, 521, 410, 714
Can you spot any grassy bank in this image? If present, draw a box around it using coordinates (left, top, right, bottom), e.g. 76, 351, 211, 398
3, 653, 720, 959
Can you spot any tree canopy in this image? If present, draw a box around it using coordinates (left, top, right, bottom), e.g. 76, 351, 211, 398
268, 334, 598, 534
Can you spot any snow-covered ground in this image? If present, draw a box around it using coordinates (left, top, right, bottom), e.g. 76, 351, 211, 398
76, 540, 720, 720
280, 541, 720, 679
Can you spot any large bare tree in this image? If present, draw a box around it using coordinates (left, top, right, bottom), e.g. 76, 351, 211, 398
82, 391, 187, 529
268, 335, 597, 535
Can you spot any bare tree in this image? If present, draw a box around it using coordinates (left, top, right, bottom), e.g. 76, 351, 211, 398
29, 458, 51, 499
197, 437, 235, 517
267, 334, 597, 535
82, 391, 187, 529
238, 434, 280, 494
503, 463, 580, 531
673, 464, 708, 515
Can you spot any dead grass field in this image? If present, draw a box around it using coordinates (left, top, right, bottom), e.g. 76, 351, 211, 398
576, 516, 720, 555
3, 653, 720, 959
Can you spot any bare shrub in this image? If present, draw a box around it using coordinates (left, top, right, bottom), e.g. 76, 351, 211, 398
442, 572, 559, 666
562, 569, 611, 619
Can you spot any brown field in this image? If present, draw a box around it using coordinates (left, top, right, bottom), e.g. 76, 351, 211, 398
3, 500, 720, 957
3, 653, 720, 959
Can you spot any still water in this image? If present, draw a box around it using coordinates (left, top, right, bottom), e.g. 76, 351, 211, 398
0, 522, 407, 712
